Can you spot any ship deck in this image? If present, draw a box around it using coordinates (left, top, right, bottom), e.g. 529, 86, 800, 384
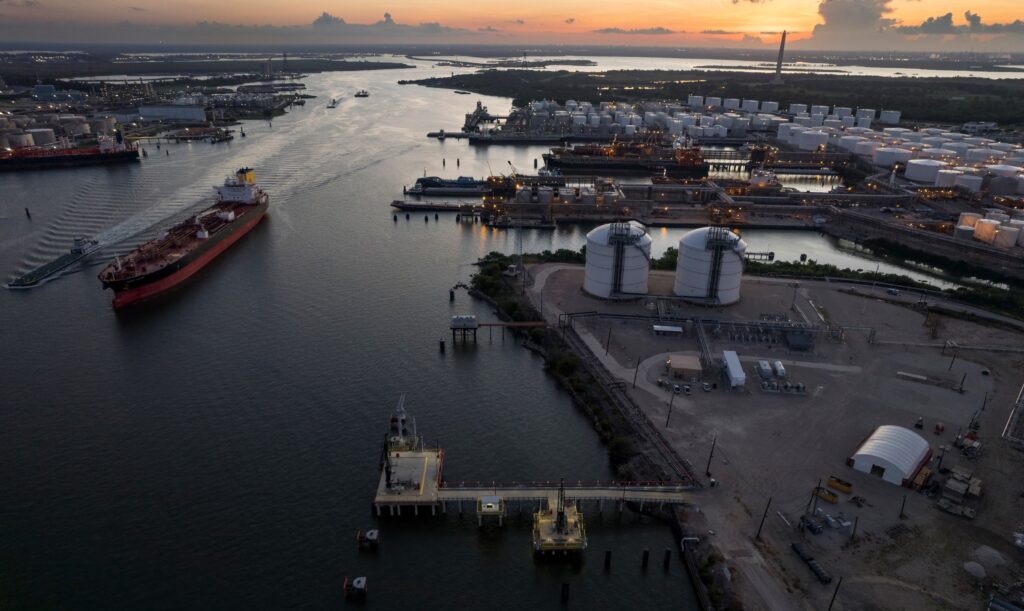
99, 200, 261, 283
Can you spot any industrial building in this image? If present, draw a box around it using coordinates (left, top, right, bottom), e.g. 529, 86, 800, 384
137, 104, 207, 123
583, 221, 652, 299
847, 425, 932, 486
666, 353, 702, 380
673, 227, 747, 305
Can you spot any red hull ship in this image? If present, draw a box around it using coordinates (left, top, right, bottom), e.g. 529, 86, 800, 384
98, 168, 268, 308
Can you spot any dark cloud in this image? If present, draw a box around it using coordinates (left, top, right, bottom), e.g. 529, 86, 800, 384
513, 19, 525, 25
478, 26, 501, 32
311, 12, 345, 27
129, 5, 147, 10
593, 27, 675, 35
895, 10, 1024, 35
564, 18, 575, 24
0, 0, 41, 6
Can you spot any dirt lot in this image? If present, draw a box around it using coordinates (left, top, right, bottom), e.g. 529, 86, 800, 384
530, 264, 1024, 610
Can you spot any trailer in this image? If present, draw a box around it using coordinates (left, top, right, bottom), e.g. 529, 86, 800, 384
723, 351, 746, 388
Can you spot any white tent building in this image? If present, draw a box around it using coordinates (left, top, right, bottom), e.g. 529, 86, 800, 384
847, 425, 931, 486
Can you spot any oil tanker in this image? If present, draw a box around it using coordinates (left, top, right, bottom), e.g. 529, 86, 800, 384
0, 134, 138, 172
98, 168, 268, 308
542, 140, 709, 178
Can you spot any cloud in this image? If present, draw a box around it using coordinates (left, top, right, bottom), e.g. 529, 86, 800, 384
702, 29, 740, 35
0, 0, 41, 6
895, 10, 1024, 35
477, 26, 501, 32
593, 27, 675, 35
564, 18, 575, 24
129, 5, 146, 10
513, 19, 524, 25
311, 11, 345, 27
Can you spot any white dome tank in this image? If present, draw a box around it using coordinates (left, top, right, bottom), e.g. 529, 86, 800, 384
789, 103, 807, 114
25, 128, 56, 146
797, 130, 830, 151
954, 225, 975, 240
904, 159, 945, 182
838, 136, 866, 151
957, 212, 981, 227
673, 227, 747, 305
986, 164, 1021, 178
973, 219, 1000, 243
919, 148, 957, 160
854, 140, 880, 157
872, 147, 912, 167
994, 227, 1020, 248
584, 221, 652, 299
955, 174, 984, 193
966, 148, 1006, 163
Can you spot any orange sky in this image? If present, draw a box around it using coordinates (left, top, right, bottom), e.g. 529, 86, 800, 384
3, 0, 1020, 31
1, 0, 1022, 50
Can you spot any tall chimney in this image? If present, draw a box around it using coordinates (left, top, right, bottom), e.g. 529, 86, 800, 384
772, 31, 787, 84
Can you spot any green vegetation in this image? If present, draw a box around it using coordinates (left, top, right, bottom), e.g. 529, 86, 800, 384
410, 69, 1024, 126
651, 247, 678, 271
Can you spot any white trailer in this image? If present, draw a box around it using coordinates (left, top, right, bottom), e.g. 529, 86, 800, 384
723, 351, 746, 388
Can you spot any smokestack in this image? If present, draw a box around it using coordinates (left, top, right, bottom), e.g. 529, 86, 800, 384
772, 31, 787, 84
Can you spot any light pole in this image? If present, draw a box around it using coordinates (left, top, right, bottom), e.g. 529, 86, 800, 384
705, 435, 717, 477
664, 392, 676, 428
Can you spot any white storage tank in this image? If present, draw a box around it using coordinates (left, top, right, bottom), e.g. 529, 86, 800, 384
761, 101, 779, 113
673, 227, 747, 305
957, 212, 981, 227
810, 105, 829, 116
955, 174, 984, 193
879, 110, 901, 125
724, 98, 740, 110
856, 117, 873, 128
872, 147, 912, 167
919, 148, 957, 160
855, 140, 881, 157
7, 132, 34, 147
25, 128, 56, 146
797, 130, 830, 151
966, 148, 1006, 163
973, 219, 1000, 243
789, 103, 807, 115
994, 227, 1020, 248
833, 106, 852, 118
856, 108, 875, 120
706, 96, 722, 108
954, 225, 975, 240
777, 123, 794, 140
584, 222, 653, 298
986, 164, 1021, 178
841, 116, 856, 128
989, 142, 1018, 153
935, 170, 961, 187
688, 95, 704, 107
986, 212, 1010, 223
742, 99, 759, 112
904, 159, 945, 183
838, 135, 866, 152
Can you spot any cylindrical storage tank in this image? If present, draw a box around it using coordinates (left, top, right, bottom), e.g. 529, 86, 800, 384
872, 147, 911, 167
921, 137, 948, 148
856, 117, 872, 128
945, 142, 972, 156
994, 227, 1020, 248
624, 124, 637, 136
688, 95, 704, 107
742, 99, 759, 112
761, 101, 779, 113
724, 98, 740, 110
856, 108, 875, 120
810, 113, 825, 126
706, 97, 722, 108
787, 126, 806, 146
777, 123, 794, 140
920, 148, 957, 160
855, 140, 881, 157
973, 219, 999, 243
789, 103, 807, 115
1019, 176, 1024, 195
0, 133, 8, 149
584, 222, 653, 298
838, 135, 866, 151
988, 142, 1017, 153
674, 228, 747, 305
713, 125, 729, 138
25, 128, 56, 146
964, 137, 991, 146
954, 225, 975, 240
7, 132, 34, 147
904, 159, 945, 182
823, 119, 843, 129
935, 170, 961, 187
798, 130, 829, 151
716, 114, 735, 128
957, 212, 981, 227
986, 164, 1021, 178
589, 114, 601, 128
833, 106, 852, 118
810, 105, 829, 116
955, 174, 984, 193
966, 149, 1006, 163
986, 212, 1010, 222
841, 116, 856, 128
879, 110, 901, 125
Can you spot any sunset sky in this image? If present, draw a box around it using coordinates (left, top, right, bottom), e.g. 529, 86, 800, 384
0, 0, 1022, 51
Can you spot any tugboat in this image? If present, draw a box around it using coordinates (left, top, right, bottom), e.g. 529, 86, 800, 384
354, 90, 370, 98
97, 167, 269, 308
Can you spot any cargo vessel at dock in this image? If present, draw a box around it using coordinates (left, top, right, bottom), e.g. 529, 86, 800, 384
97, 168, 268, 308
543, 140, 709, 178
0, 134, 138, 172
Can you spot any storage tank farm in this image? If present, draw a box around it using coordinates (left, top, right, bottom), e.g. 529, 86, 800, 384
583, 221, 653, 299
674, 227, 747, 305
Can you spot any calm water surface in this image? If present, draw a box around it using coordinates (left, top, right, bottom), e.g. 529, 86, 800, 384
0, 63, 960, 610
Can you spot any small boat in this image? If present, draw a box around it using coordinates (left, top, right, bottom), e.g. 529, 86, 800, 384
326, 98, 338, 108
454, 90, 471, 95
7, 237, 99, 288
354, 90, 369, 98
